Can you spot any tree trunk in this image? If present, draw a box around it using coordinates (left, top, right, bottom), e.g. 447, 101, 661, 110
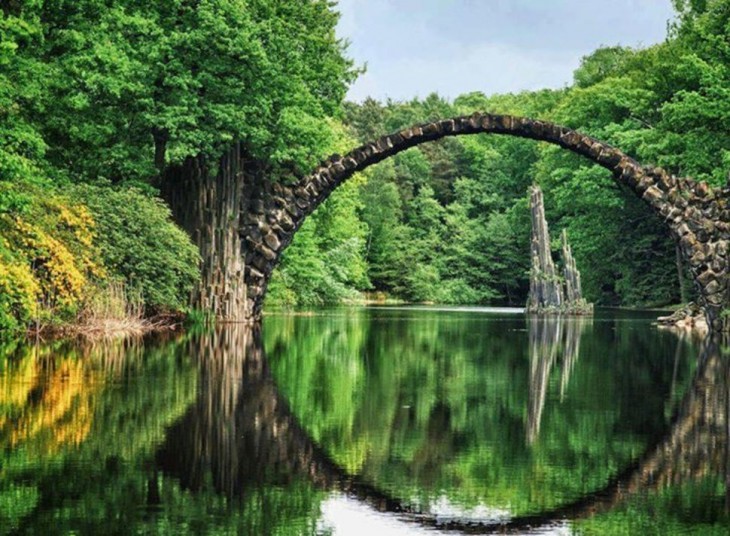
161, 143, 250, 321
152, 128, 168, 172
676, 243, 689, 304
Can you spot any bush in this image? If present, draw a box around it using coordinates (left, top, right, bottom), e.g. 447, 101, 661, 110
0, 180, 101, 330
0, 250, 39, 332
74, 185, 200, 313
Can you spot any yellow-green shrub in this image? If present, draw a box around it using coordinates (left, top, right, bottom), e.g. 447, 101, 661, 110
0, 248, 39, 331
0, 181, 102, 331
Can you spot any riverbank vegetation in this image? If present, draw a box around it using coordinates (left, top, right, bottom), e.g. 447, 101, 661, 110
0, 0, 353, 334
2, 0, 730, 331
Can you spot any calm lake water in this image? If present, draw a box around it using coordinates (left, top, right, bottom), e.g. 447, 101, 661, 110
1, 307, 728, 534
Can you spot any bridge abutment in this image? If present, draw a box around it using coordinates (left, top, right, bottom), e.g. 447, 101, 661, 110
162, 143, 253, 321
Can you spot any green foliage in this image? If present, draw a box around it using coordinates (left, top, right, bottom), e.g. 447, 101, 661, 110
10, 0, 355, 183
1, 0, 357, 326
74, 184, 200, 313
4, 0, 730, 314
0, 6, 46, 186
335, 4, 730, 308
0, 179, 105, 329
265, 309, 695, 515
576, 478, 730, 535
341, 93, 547, 305
268, 176, 370, 307
0, 177, 200, 329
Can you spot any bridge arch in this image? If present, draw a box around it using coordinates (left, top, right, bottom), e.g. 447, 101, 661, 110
241, 113, 729, 330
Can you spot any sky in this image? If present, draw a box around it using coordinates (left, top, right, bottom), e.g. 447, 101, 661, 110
335, 0, 677, 102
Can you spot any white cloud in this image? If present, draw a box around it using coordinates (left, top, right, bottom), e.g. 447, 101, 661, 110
335, 0, 676, 102
347, 41, 578, 102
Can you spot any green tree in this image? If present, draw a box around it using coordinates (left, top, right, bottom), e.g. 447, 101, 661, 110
23, 0, 356, 183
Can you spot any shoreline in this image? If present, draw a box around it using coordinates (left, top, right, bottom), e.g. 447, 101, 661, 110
23, 313, 185, 342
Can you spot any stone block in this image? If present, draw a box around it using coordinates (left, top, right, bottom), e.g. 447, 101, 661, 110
710, 257, 724, 273
456, 117, 471, 131
305, 183, 318, 197
285, 203, 302, 219
598, 148, 622, 168
251, 254, 268, 272
530, 120, 546, 137
691, 250, 706, 265
247, 226, 262, 242
247, 268, 265, 283
251, 199, 264, 214
697, 268, 716, 286
637, 175, 654, 193
258, 244, 276, 261
642, 185, 664, 205
441, 119, 456, 133
343, 157, 358, 170
680, 232, 697, 250
278, 213, 295, 232
376, 136, 393, 151
717, 240, 729, 256
422, 122, 440, 137
263, 232, 281, 251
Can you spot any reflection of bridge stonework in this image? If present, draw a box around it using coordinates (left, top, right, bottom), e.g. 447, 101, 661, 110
228, 114, 729, 329
155, 326, 401, 509
156, 326, 729, 533
627, 339, 728, 491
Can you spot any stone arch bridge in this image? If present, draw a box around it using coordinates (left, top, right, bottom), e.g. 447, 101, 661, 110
163, 114, 730, 330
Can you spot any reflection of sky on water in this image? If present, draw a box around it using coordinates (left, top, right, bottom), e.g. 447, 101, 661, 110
317, 494, 572, 535
365, 305, 525, 314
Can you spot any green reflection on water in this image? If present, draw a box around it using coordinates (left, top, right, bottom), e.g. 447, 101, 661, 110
263, 307, 699, 516
577, 478, 729, 535
1, 307, 728, 535
0, 333, 325, 535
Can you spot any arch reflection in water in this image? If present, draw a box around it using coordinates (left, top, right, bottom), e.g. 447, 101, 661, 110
153, 315, 728, 534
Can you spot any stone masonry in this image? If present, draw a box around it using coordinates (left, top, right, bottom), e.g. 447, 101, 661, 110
240, 113, 730, 331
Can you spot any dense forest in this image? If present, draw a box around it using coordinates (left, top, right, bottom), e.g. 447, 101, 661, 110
2, 0, 730, 331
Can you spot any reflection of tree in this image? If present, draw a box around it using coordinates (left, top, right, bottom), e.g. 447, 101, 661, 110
154, 325, 331, 534
413, 337, 730, 533
156, 324, 728, 534
265, 311, 690, 515
526, 317, 589, 444
0, 347, 99, 456
3, 320, 722, 534
156, 326, 251, 496
0, 336, 197, 534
